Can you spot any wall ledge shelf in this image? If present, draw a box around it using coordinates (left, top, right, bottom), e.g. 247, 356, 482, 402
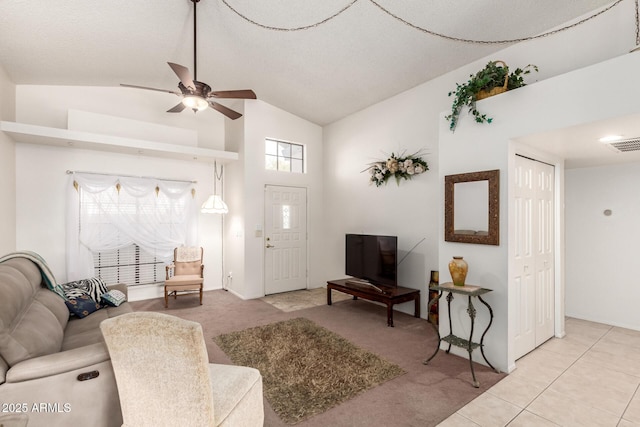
0, 121, 238, 163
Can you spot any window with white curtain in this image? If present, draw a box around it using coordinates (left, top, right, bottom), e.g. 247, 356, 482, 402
66, 173, 197, 285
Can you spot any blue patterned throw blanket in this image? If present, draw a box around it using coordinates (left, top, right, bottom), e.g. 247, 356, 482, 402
0, 250, 65, 298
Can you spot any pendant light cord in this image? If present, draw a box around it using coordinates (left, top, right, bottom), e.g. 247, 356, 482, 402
213, 161, 224, 197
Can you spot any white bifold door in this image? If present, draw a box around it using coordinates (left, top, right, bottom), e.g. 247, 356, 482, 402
264, 185, 308, 295
513, 155, 555, 360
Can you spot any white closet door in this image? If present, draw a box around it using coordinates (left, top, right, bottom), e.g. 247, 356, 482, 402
534, 162, 555, 346
513, 156, 555, 359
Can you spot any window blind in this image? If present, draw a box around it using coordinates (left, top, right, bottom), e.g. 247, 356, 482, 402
93, 244, 164, 287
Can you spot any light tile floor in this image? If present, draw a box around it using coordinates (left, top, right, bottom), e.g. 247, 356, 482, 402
261, 287, 351, 312
438, 317, 640, 427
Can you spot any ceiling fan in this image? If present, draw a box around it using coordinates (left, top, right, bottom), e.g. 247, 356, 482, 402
121, 0, 256, 120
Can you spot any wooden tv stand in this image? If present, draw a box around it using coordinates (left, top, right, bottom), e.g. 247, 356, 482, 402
326, 279, 420, 327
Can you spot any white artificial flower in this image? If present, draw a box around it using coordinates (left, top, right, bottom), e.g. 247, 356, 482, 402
404, 159, 413, 168
386, 159, 399, 173
407, 165, 415, 175
375, 172, 383, 181
414, 165, 424, 174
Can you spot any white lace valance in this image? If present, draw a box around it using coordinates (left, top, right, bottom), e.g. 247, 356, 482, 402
66, 173, 197, 281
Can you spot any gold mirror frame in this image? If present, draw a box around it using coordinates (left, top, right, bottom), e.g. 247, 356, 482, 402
445, 169, 499, 245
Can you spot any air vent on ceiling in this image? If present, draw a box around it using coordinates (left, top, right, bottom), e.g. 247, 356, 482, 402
609, 137, 640, 152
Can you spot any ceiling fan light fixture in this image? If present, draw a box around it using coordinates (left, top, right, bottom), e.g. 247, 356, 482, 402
120, 0, 253, 119
183, 95, 208, 111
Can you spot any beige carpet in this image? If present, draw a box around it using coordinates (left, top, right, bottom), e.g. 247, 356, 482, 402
131, 289, 506, 426
214, 317, 405, 424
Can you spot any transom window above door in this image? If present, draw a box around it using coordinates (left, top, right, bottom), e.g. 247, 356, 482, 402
265, 138, 304, 173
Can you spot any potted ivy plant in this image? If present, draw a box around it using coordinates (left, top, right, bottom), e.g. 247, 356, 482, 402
446, 60, 538, 131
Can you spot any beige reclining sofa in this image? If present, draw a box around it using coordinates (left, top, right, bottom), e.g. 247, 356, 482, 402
0, 253, 265, 427
0, 254, 132, 427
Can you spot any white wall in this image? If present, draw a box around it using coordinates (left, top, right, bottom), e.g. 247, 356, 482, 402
4, 0, 638, 353
565, 163, 640, 330
10, 83, 321, 302
323, 0, 638, 374
224, 100, 323, 299
223, 107, 246, 297
323, 83, 441, 309
441, 53, 640, 372
12, 84, 229, 301
15, 85, 225, 150
0, 64, 16, 255
15, 143, 223, 301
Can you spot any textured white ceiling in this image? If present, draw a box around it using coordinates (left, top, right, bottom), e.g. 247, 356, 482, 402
0, 0, 617, 125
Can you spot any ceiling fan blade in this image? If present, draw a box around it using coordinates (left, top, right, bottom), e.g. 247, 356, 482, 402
167, 102, 187, 113
210, 90, 257, 99
167, 62, 196, 92
208, 101, 242, 120
120, 83, 180, 96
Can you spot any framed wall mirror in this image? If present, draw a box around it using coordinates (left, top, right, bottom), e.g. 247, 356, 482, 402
445, 169, 499, 245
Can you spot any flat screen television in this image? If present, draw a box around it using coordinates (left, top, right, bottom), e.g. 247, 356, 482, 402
345, 234, 397, 287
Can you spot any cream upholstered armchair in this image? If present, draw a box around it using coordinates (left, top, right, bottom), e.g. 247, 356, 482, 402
100, 312, 264, 427
164, 246, 204, 308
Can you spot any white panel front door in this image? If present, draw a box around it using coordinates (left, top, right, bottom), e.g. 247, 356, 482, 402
513, 156, 555, 359
264, 185, 308, 295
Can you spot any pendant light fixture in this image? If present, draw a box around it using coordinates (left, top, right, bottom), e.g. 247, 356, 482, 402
201, 161, 228, 214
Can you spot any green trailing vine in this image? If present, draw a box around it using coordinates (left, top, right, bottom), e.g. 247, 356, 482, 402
446, 61, 538, 131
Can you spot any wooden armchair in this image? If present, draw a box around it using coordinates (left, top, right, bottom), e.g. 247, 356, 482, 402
164, 246, 204, 308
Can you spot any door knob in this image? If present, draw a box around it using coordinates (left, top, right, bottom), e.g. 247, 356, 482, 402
266, 243, 275, 249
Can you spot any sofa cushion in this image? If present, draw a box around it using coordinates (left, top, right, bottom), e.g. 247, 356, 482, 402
65, 294, 102, 318
60, 277, 109, 304
34, 285, 70, 330
0, 289, 65, 366
0, 259, 67, 367
62, 304, 133, 351
0, 251, 66, 299
0, 259, 41, 323
60, 281, 90, 300
101, 289, 127, 307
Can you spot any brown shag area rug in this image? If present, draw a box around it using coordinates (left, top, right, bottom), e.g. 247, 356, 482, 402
213, 317, 405, 424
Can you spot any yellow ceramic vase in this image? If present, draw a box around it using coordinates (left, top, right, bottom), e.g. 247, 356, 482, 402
448, 256, 468, 286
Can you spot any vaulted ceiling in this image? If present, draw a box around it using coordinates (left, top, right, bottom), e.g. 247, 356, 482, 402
0, 0, 619, 125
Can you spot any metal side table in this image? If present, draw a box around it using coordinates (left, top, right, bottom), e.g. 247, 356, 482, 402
424, 282, 499, 387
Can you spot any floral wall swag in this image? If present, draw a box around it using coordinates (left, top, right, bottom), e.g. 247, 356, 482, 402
364, 150, 429, 187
